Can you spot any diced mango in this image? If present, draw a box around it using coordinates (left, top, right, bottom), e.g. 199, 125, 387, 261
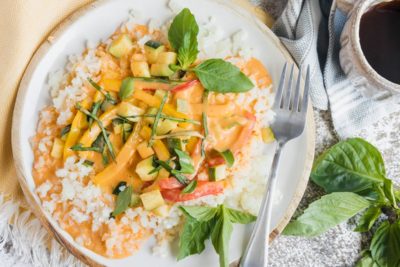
140, 190, 165, 211
99, 78, 122, 93
137, 141, 155, 158
51, 138, 64, 159
153, 140, 170, 161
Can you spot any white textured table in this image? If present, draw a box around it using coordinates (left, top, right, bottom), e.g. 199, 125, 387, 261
256, 1, 400, 266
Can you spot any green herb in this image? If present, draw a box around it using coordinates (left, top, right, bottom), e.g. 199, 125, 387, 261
87, 77, 117, 104
149, 92, 168, 146
83, 160, 94, 167
282, 192, 370, 237
218, 150, 235, 167
112, 185, 132, 217
182, 180, 197, 194
112, 181, 127, 195
178, 205, 256, 267
192, 59, 254, 93
120, 114, 200, 125
75, 103, 116, 160
174, 149, 195, 174
283, 138, 400, 266
70, 144, 102, 153
311, 138, 386, 193
119, 77, 135, 100
88, 101, 102, 126
168, 8, 199, 70
60, 124, 71, 138
154, 158, 189, 185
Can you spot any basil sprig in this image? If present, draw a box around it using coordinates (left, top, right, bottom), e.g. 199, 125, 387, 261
178, 205, 256, 267
168, 9, 254, 93
283, 138, 400, 266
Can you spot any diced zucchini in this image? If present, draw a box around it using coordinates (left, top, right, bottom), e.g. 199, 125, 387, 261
208, 164, 227, 181
157, 52, 177, 65
137, 141, 155, 159
154, 89, 167, 100
109, 34, 133, 58
144, 41, 165, 64
156, 119, 178, 135
261, 127, 275, 144
119, 77, 135, 100
140, 190, 165, 211
144, 107, 158, 124
153, 204, 170, 217
131, 61, 151, 78
176, 98, 189, 114
167, 138, 186, 152
117, 102, 144, 119
51, 138, 64, 159
150, 64, 174, 77
135, 156, 158, 181
129, 193, 141, 207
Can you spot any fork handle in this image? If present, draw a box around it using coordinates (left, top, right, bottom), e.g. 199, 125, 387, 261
239, 142, 284, 267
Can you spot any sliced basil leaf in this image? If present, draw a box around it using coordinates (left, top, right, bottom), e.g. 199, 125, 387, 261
193, 59, 254, 93
174, 149, 195, 174
370, 221, 400, 267
226, 207, 256, 224
60, 124, 71, 138
70, 144, 102, 153
211, 206, 233, 267
311, 138, 386, 193
88, 101, 102, 126
119, 77, 135, 100
112, 185, 132, 217
112, 181, 127, 195
383, 178, 398, 208
180, 206, 218, 222
171, 170, 189, 185
87, 77, 117, 104
355, 206, 382, 232
283, 192, 370, 237
182, 180, 197, 194
356, 251, 379, 267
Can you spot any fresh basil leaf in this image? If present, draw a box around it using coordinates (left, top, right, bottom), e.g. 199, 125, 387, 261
174, 149, 195, 174
70, 143, 102, 153
88, 101, 102, 126
219, 150, 235, 167
193, 59, 254, 93
311, 138, 386, 193
168, 8, 199, 70
182, 180, 198, 194
180, 206, 218, 221
119, 77, 135, 100
370, 221, 400, 267
112, 186, 132, 217
112, 181, 127, 195
283, 192, 370, 237
383, 178, 398, 208
177, 216, 212, 260
171, 170, 190, 185
211, 206, 233, 267
226, 208, 256, 224
356, 251, 380, 267
355, 206, 382, 232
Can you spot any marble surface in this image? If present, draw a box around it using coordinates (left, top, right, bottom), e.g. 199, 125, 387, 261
257, 1, 400, 266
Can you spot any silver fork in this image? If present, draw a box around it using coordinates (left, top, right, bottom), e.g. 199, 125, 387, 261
239, 64, 310, 267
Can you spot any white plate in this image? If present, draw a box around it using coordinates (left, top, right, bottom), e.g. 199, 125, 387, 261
12, 0, 315, 266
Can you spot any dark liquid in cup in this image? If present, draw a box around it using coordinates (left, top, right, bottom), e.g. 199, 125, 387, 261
359, 0, 400, 84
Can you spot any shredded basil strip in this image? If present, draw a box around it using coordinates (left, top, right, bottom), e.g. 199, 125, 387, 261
70, 144, 102, 153
182, 180, 197, 194
149, 92, 169, 146
87, 77, 117, 104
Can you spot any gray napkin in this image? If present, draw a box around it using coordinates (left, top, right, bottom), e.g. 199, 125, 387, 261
272, 0, 400, 138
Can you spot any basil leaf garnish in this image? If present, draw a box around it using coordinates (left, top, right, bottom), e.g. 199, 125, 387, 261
193, 59, 254, 93
182, 180, 197, 194
174, 148, 195, 174
370, 221, 400, 267
354, 206, 382, 232
112, 185, 132, 217
168, 8, 199, 70
283, 192, 370, 237
180, 206, 218, 221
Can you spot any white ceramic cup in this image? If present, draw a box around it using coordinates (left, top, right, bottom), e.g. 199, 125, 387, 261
339, 0, 400, 97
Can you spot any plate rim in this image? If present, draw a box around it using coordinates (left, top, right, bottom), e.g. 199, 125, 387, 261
11, 0, 316, 266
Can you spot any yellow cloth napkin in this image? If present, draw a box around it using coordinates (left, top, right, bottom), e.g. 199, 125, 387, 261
0, 0, 272, 201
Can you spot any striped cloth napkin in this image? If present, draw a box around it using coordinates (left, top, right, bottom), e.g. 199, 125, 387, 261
272, 0, 400, 138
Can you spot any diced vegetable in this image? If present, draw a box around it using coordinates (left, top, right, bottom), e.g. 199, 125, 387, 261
144, 41, 165, 64
109, 34, 133, 58
129, 193, 141, 207
150, 64, 174, 77
167, 138, 186, 152
261, 127, 275, 144
176, 98, 189, 114
51, 138, 64, 159
137, 141, 155, 158
99, 78, 122, 93
153, 204, 170, 217
161, 181, 224, 202
131, 53, 146, 62
117, 102, 144, 118
153, 140, 171, 161
101, 101, 115, 112
157, 52, 177, 65
136, 156, 158, 181
140, 190, 165, 210
209, 164, 227, 181
131, 61, 151, 78
158, 178, 184, 190
119, 77, 135, 100
129, 77, 180, 91
156, 119, 178, 135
